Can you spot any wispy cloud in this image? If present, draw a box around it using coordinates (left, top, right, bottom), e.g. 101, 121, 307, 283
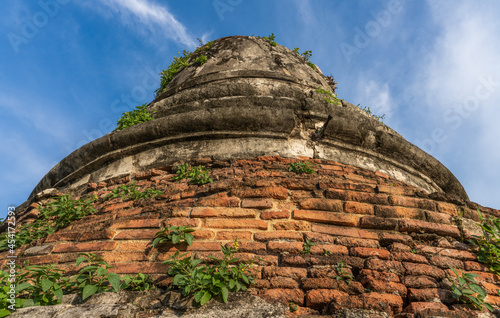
356, 79, 394, 119
96, 0, 197, 48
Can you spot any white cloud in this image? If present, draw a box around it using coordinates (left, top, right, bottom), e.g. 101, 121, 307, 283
356, 79, 393, 119
96, 0, 197, 48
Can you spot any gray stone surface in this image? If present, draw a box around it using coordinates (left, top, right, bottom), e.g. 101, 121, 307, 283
25, 35, 468, 205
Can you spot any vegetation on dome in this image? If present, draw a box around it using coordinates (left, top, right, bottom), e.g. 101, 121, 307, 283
115, 103, 155, 131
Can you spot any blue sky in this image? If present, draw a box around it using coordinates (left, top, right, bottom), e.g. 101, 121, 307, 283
1, 0, 500, 220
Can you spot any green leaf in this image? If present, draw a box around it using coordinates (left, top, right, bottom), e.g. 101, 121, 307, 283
107, 272, 121, 292
199, 291, 212, 306
0, 309, 11, 317
221, 286, 229, 303
469, 283, 486, 295
96, 267, 107, 277
194, 290, 204, 302
484, 302, 494, 312
82, 284, 98, 300
41, 278, 53, 292
15, 282, 32, 293
76, 256, 87, 266
185, 234, 194, 246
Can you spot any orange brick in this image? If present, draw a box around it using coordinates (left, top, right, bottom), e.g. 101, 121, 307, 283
392, 252, 428, 264
374, 206, 425, 220
231, 187, 288, 200
186, 242, 221, 251
192, 230, 215, 240
267, 241, 303, 254
262, 266, 308, 279
228, 241, 266, 254
100, 251, 147, 263
109, 262, 168, 274
306, 289, 348, 310
350, 247, 390, 259
260, 210, 290, 220
438, 248, 476, 261
215, 231, 252, 241
312, 224, 377, 240
377, 185, 415, 196
191, 207, 255, 218
403, 302, 449, 314
45, 232, 80, 242
22, 254, 60, 265
299, 198, 342, 212
335, 237, 380, 248
241, 199, 273, 209
359, 216, 398, 230
114, 229, 158, 240
116, 241, 150, 251
429, 255, 464, 269
79, 230, 116, 241
388, 196, 436, 210
403, 276, 439, 288
254, 231, 303, 242
379, 233, 412, 246
436, 202, 458, 216
319, 181, 376, 193
363, 278, 407, 297
310, 244, 348, 255
197, 193, 239, 207
261, 288, 304, 306
53, 241, 118, 253
398, 219, 460, 238
325, 189, 389, 205
344, 202, 374, 215
365, 259, 405, 275
425, 211, 452, 224
103, 201, 134, 212
205, 219, 268, 230
111, 218, 162, 229
274, 221, 311, 231
293, 210, 359, 226
404, 262, 446, 279
115, 207, 143, 218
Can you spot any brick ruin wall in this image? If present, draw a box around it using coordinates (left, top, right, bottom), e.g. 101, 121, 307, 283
4, 156, 500, 317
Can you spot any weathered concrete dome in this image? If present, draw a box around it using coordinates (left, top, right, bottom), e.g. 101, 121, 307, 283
29, 35, 466, 202
6, 35, 500, 317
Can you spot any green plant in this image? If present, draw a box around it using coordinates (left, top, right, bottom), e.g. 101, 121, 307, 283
106, 182, 163, 201
411, 249, 418, 254
289, 162, 316, 174
0, 195, 96, 251
194, 54, 208, 65
289, 301, 298, 312
323, 249, 332, 256
120, 273, 156, 291
292, 47, 315, 69
316, 87, 341, 106
172, 163, 213, 185
335, 261, 353, 284
357, 104, 386, 122
69, 253, 121, 300
116, 103, 155, 131
156, 50, 191, 96
163, 239, 254, 306
152, 225, 195, 247
301, 238, 316, 254
470, 209, 500, 275
261, 33, 277, 46
447, 268, 493, 311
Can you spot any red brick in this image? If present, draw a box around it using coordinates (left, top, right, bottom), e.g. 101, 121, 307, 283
299, 198, 342, 212
363, 278, 407, 297
261, 288, 304, 306
306, 289, 349, 310
164, 218, 201, 228
398, 219, 460, 238
359, 216, 397, 230
241, 199, 273, 209
294, 210, 359, 226
365, 259, 405, 275
388, 196, 436, 210
115, 207, 143, 218
407, 288, 452, 303
262, 266, 308, 279
197, 193, 239, 207
350, 247, 390, 259
116, 241, 150, 251
215, 231, 252, 241
103, 201, 134, 212
377, 185, 415, 196
231, 187, 288, 200
109, 262, 168, 274
425, 211, 453, 224
480, 281, 500, 295
436, 202, 458, 216
388, 242, 411, 252
205, 219, 268, 230
438, 249, 476, 261
22, 254, 60, 265
344, 201, 374, 215
192, 230, 215, 240
403, 262, 445, 279
191, 207, 255, 218
114, 229, 158, 240
464, 261, 489, 272
319, 180, 376, 193
335, 237, 380, 248
260, 210, 290, 220
357, 269, 400, 283
374, 205, 425, 220
403, 302, 449, 314
355, 292, 404, 314
111, 218, 162, 229
303, 232, 335, 244
429, 255, 464, 269
79, 230, 116, 241
379, 232, 412, 246
403, 275, 439, 288
392, 252, 428, 264
309, 267, 353, 279
267, 241, 303, 254
269, 277, 299, 289
254, 231, 303, 242
274, 221, 310, 231
310, 244, 348, 255
325, 189, 389, 205
53, 241, 118, 253
186, 242, 222, 251
302, 278, 364, 294
45, 232, 80, 242
312, 224, 377, 240
230, 241, 266, 254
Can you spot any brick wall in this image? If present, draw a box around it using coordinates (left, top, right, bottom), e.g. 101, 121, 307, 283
4, 156, 500, 317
